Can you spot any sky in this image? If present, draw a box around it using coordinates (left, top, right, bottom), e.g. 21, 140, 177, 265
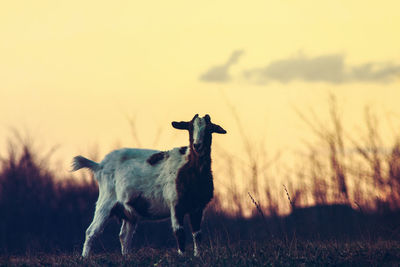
1, 0, 400, 179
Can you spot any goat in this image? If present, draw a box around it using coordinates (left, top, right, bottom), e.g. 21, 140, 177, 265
71, 114, 226, 257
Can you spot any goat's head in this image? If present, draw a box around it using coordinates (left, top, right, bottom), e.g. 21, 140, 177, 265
172, 114, 226, 156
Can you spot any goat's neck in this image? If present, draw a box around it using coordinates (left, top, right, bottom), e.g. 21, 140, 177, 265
188, 146, 211, 173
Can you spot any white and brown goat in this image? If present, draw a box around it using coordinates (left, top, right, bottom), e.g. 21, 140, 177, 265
71, 114, 226, 257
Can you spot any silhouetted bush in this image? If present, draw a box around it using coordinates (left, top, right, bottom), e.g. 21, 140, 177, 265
0, 138, 99, 254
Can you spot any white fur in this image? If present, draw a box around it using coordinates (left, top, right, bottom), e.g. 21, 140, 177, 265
192, 230, 201, 257
75, 147, 188, 257
193, 118, 206, 146
74, 116, 211, 258
114, 147, 188, 219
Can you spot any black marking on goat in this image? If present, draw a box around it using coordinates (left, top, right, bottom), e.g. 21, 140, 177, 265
120, 154, 131, 163
174, 228, 186, 252
179, 146, 187, 155
127, 194, 151, 218
147, 151, 167, 165
110, 202, 129, 221
110, 202, 138, 224
119, 150, 143, 164
189, 209, 203, 233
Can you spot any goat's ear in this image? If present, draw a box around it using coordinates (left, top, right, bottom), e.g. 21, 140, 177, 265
211, 123, 227, 134
172, 121, 190, 130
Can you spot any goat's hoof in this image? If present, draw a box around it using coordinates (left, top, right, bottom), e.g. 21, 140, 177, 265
177, 249, 184, 256
121, 248, 130, 256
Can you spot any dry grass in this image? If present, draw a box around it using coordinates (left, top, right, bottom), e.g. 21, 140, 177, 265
2, 93, 400, 263
216, 93, 400, 217
2, 240, 400, 266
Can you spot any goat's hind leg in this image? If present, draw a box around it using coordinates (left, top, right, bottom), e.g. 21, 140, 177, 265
82, 200, 114, 258
119, 219, 137, 256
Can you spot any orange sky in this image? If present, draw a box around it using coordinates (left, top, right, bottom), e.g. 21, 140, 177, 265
1, 0, 400, 181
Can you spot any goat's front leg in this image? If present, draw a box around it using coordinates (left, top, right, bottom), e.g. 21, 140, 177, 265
171, 205, 185, 255
189, 208, 203, 257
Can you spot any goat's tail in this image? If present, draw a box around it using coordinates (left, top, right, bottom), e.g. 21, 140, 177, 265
71, 156, 100, 172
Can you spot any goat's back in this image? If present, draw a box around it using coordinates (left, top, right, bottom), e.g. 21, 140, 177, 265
100, 147, 188, 211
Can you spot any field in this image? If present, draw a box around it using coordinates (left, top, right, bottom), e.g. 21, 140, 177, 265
2, 239, 400, 266
2, 100, 400, 266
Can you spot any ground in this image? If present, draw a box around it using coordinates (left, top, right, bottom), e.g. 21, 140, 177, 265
1, 239, 400, 266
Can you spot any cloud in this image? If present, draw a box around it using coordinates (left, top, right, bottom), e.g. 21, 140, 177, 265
199, 50, 244, 82
200, 51, 400, 84
243, 53, 400, 84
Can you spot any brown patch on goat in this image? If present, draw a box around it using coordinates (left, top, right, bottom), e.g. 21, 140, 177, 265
127, 194, 151, 218
175, 158, 213, 214
175, 132, 213, 215
147, 151, 168, 165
